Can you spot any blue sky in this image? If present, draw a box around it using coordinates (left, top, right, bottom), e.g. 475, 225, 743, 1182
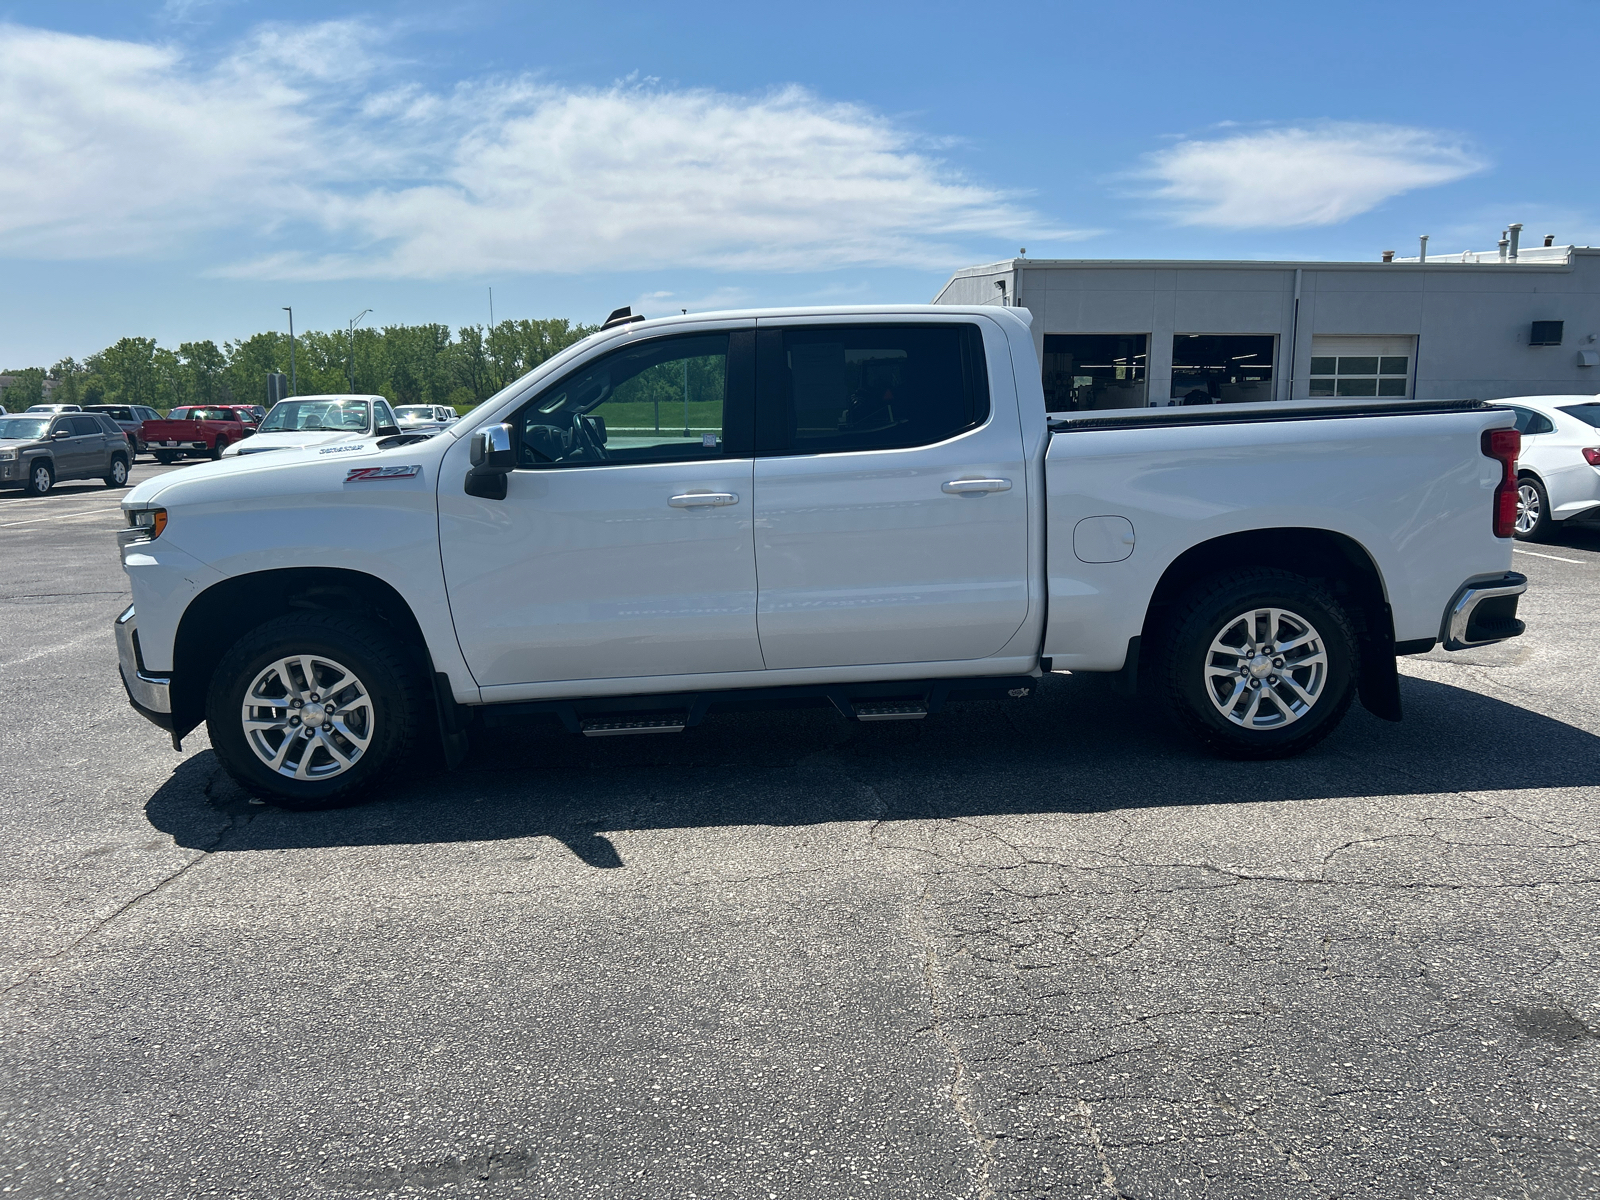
1, 0, 1594, 365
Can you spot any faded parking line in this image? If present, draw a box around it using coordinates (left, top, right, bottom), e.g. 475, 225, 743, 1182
0, 506, 122, 529
1513, 548, 1587, 564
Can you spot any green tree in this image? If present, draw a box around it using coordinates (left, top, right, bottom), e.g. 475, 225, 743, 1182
2, 367, 46, 410
221, 332, 289, 407
178, 341, 226, 406
49, 358, 88, 406
99, 337, 161, 408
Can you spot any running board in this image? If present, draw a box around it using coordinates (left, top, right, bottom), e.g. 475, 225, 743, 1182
580, 715, 687, 737
852, 701, 928, 722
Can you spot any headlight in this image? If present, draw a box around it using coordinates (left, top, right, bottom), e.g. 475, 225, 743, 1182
117, 506, 167, 547
0, 449, 16, 461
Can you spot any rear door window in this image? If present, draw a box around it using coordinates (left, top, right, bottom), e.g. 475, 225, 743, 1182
70, 416, 102, 436
755, 324, 989, 455
1557, 404, 1600, 430
1508, 406, 1555, 435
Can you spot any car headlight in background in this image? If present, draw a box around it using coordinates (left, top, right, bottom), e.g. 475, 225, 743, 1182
0, 449, 16, 461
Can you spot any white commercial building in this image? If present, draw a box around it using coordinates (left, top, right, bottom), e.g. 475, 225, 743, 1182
933, 228, 1600, 412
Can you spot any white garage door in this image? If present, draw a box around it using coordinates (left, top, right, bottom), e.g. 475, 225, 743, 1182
1309, 336, 1415, 397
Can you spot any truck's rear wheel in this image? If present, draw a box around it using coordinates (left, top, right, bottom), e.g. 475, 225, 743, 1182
205, 614, 423, 809
1154, 570, 1357, 759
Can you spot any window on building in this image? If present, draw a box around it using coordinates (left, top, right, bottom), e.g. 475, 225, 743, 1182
1170, 335, 1275, 404
1307, 337, 1414, 398
1041, 334, 1147, 411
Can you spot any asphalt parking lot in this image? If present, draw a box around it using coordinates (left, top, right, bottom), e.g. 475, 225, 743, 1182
2, 460, 1597, 1199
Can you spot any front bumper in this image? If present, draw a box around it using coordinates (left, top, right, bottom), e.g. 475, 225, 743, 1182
115, 604, 175, 732
1441, 572, 1527, 651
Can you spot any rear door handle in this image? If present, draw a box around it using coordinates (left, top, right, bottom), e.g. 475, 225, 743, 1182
669, 492, 739, 508
942, 478, 1012, 494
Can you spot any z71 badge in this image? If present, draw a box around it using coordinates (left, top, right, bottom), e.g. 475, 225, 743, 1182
346, 464, 422, 482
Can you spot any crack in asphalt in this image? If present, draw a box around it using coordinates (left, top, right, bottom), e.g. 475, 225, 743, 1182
1, 768, 251, 998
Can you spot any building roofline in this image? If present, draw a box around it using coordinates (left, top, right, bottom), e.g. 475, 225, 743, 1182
942, 251, 1592, 279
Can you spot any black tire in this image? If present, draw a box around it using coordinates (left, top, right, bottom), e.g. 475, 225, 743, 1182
154, 451, 180, 465
209, 438, 226, 461
24, 459, 53, 496
1152, 569, 1358, 760
1515, 474, 1553, 542
104, 455, 130, 488
205, 613, 425, 810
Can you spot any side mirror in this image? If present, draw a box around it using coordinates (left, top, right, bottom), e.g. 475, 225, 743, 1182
376, 425, 400, 437
53, 429, 72, 440
465, 423, 515, 500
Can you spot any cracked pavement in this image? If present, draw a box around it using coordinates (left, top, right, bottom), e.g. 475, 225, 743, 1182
1, 464, 1596, 1198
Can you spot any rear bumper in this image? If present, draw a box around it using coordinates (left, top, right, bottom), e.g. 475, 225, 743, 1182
1441, 572, 1527, 651
115, 604, 175, 732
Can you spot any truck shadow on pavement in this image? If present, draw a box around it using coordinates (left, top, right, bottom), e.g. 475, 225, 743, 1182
145, 671, 1600, 867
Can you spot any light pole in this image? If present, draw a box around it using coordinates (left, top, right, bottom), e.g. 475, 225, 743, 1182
347, 309, 371, 393
282, 307, 296, 396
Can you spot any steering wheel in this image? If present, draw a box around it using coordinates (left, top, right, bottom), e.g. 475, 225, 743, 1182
572, 413, 609, 461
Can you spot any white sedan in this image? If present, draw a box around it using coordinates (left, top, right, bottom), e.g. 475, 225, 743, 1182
1499, 394, 1600, 539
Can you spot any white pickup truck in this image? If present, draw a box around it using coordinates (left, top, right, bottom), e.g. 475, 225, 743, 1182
114, 305, 1528, 808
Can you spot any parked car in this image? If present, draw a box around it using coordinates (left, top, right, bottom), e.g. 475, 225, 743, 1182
393, 404, 455, 434
2, 411, 131, 494
1496, 394, 1600, 540
84, 404, 162, 455
114, 304, 1527, 809
231, 404, 268, 423
140, 406, 257, 463
221, 395, 400, 457
27, 404, 83, 413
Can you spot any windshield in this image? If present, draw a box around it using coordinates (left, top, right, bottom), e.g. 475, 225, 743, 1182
1557, 404, 1600, 430
0, 417, 49, 440
395, 406, 434, 419
258, 400, 371, 434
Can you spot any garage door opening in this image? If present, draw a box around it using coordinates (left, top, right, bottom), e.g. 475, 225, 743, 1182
1042, 334, 1148, 411
1171, 335, 1275, 404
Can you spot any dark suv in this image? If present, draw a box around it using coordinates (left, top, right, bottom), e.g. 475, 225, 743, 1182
0, 412, 132, 495
83, 404, 161, 455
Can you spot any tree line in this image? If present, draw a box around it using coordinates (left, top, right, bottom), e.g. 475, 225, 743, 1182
1, 317, 598, 415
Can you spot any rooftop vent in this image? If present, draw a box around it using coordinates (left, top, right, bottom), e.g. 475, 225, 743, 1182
1381, 250, 1395, 263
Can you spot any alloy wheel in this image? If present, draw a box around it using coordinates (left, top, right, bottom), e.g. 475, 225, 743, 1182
1515, 483, 1541, 535
240, 653, 374, 781
1203, 606, 1328, 729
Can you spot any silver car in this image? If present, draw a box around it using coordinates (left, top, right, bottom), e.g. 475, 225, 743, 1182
393, 404, 456, 434
0, 412, 132, 495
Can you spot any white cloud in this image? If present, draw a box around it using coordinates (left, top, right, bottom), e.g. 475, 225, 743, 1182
1140, 123, 1485, 228
0, 22, 1073, 278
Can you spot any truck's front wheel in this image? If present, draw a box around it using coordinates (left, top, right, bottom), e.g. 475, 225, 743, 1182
1155, 570, 1357, 760
205, 614, 424, 809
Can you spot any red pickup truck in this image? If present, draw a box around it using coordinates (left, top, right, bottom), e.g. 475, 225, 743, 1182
140, 406, 257, 463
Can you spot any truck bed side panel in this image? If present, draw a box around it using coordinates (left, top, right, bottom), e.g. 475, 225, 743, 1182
1043, 410, 1515, 669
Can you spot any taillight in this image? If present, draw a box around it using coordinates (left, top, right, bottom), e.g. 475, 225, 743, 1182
1482, 427, 1520, 538
1584, 448, 1600, 466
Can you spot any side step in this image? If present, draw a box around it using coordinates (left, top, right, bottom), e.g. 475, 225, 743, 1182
580, 714, 687, 737
852, 701, 928, 722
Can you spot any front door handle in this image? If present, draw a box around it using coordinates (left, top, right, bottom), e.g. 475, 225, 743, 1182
942, 478, 1012, 494
669, 492, 739, 508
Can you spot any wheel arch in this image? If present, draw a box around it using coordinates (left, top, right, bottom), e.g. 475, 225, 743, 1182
1139, 526, 1401, 721
170, 566, 435, 741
